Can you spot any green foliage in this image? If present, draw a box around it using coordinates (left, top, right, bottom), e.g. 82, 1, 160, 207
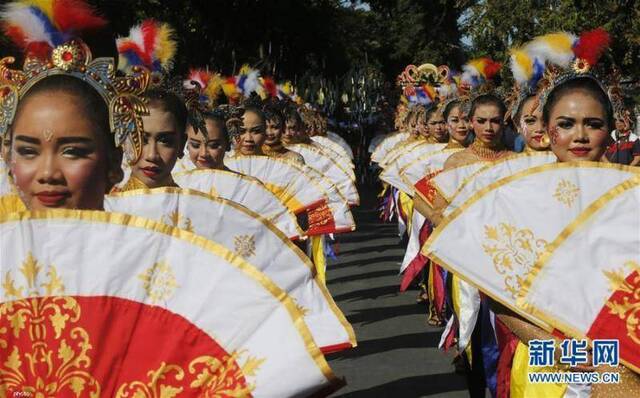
0, 0, 637, 86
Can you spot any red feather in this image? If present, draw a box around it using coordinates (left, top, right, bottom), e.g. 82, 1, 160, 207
188, 69, 211, 88
483, 58, 502, 80
53, 0, 107, 33
263, 77, 277, 97
141, 20, 158, 64
3, 25, 27, 49
573, 28, 610, 66
26, 42, 53, 61
117, 40, 146, 63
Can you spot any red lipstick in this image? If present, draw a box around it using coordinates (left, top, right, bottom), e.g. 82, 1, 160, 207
34, 191, 70, 207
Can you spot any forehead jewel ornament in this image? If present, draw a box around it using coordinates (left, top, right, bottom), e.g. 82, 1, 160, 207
42, 129, 54, 142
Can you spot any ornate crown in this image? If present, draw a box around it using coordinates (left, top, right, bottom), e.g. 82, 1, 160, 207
0, 1, 150, 163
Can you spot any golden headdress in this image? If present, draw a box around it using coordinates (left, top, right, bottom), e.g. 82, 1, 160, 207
0, 0, 150, 163
397, 63, 450, 108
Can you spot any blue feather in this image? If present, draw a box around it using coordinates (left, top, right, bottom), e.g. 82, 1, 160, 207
123, 51, 143, 68
529, 58, 545, 88
237, 75, 247, 92
151, 60, 162, 73
27, 6, 63, 46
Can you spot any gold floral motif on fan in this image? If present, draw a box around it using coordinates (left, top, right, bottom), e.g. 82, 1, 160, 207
138, 261, 180, 304
604, 261, 640, 344
163, 210, 195, 233
0, 253, 101, 397
234, 235, 256, 258
553, 179, 580, 207
482, 223, 548, 299
115, 350, 265, 397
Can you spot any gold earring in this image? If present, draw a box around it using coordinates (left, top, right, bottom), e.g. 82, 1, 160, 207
540, 133, 551, 147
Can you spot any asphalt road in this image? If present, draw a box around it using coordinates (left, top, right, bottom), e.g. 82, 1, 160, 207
326, 184, 468, 397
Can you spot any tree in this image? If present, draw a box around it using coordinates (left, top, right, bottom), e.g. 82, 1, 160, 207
460, 0, 640, 77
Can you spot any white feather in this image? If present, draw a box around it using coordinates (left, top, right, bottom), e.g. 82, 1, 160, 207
2, 4, 53, 46
437, 82, 457, 99
184, 72, 205, 90
461, 64, 480, 86
129, 26, 145, 50
525, 33, 577, 67
243, 69, 261, 97
509, 53, 529, 84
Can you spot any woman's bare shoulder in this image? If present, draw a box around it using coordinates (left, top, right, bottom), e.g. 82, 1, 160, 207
443, 149, 474, 170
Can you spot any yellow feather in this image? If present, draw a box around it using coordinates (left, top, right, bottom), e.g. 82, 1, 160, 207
222, 80, 238, 98
239, 64, 251, 76
510, 48, 532, 83
539, 32, 574, 53
205, 73, 223, 102
468, 58, 487, 77
155, 24, 177, 69
282, 81, 293, 95
21, 0, 55, 26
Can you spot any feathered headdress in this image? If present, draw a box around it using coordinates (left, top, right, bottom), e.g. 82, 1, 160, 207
459, 57, 502, 94
506, 33, 566, 120
537, 28, 611, 110
277, 81, 294, 100
260, 76, 278, 99
1, 0, 107, 60
397, 63, 450, 107
184, 68, 223, 107
507, 29, 611, 121
222, 75, 240, 104
0, 0, 150, 163
116, 19, 177, 86
181, 68, 225, 138
236, 64, 261, 98
439, 57, 501, 115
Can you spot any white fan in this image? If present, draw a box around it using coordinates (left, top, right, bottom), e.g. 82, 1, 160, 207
286, 144, 359, 205
105, 187, 356, 351
173, 169, 303, 239
0, 210, 342, 396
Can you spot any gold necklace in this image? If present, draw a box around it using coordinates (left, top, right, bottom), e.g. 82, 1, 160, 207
445, 139, 465, 149
262, 142, 287, 156
469, 139, 508, 160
